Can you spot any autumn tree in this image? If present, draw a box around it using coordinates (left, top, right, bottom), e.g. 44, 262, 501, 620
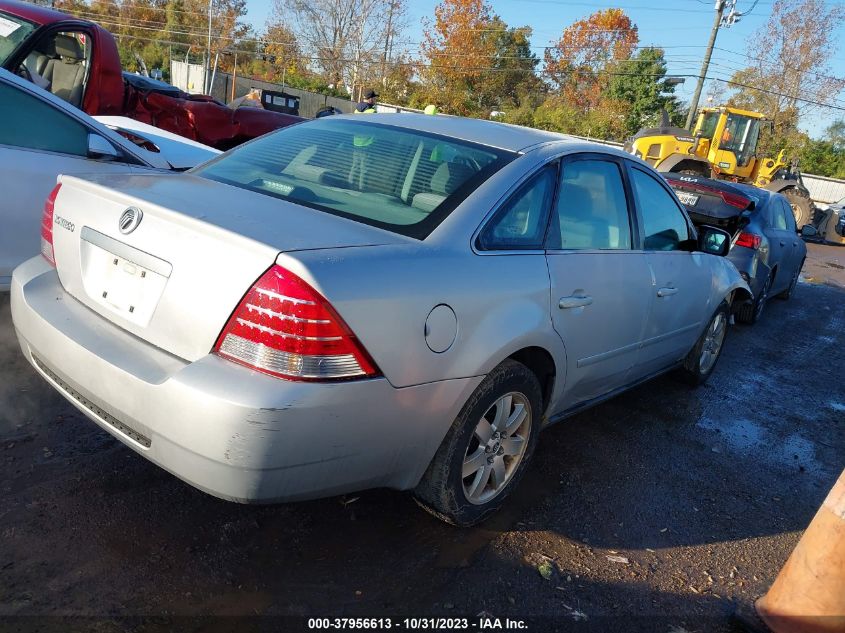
279, 0, 407, 96
258, 2, 306, 85
544, 8, 638, 111
726, 0, 845, 157
419, 0, 496, 115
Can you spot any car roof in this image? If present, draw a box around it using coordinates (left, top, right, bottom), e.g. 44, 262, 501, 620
336, 113, 577, 153
0, 67, 171, 170
0, 0, 73, 26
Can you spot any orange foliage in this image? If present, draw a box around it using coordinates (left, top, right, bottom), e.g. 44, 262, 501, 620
544, 8, 638, 111
420, 0, 496, 115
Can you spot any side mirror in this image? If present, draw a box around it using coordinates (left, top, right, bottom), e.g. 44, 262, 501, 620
801, 224, 818, 238
697, 225, 732, 257
87, 133, 120, 160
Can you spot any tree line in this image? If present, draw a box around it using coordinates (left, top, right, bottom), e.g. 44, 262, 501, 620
52, 0, 845, 178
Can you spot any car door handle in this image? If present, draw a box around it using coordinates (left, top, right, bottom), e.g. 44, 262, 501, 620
657, 287, 679, 297
559, 295, 593, 309
780, 240, 786, 246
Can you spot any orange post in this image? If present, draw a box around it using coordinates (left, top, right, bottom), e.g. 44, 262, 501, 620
755, 469, 845, 633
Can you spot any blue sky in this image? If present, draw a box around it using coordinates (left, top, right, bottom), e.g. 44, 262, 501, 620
243, 0, 845, 138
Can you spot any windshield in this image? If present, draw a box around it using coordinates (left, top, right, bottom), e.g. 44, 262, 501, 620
720, 114, 761, 167
196, 118, 516, 239
0, 12, 37, 67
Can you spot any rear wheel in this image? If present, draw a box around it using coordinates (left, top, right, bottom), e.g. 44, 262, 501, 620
680, 302, 729, 385
783, 188, 815, 228
777, 258, 804, 300
737, 273, 772, 324
414, 359, 542, 526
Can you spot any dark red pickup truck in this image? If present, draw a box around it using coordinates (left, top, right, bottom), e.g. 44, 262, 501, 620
0, 0, 303, 149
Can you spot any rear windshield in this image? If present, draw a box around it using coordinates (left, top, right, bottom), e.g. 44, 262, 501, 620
196, 118, 515, 239
0, 11, 37, 67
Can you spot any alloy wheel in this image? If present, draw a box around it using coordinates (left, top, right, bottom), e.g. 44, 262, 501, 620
462, 392, 532, 505
755, 275, 772, 320
699, 312, 727, 374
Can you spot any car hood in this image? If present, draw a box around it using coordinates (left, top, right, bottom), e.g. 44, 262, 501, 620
94, 116, 221, 170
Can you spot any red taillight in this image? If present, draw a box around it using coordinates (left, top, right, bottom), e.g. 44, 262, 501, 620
41, 183, 61, 266
735, 232, 762, 250
214, 264, 379, 381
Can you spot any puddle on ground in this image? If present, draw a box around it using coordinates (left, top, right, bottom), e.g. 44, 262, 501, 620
696, 416, 824, 476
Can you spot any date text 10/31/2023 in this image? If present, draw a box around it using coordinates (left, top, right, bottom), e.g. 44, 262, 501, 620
307, 617, 529, 630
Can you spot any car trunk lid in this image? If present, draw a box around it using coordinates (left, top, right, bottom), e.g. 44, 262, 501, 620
49, 173, 404, 362
666, 176, 754, 237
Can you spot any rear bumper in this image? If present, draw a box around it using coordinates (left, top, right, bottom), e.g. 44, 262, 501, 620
11, 257, 481, 503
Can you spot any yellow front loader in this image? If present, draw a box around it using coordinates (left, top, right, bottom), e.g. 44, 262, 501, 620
627, 106, 815, 226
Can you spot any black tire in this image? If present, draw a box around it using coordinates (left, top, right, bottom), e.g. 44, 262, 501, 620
679, 302, 730, 386
736, 273, 772, 324
782, 188, 815, 229
414, 359, 542, 526
777, 257, 804, 300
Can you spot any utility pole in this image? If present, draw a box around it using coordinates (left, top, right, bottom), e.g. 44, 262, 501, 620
685, 0, 732, 130
205, 0, 212, 94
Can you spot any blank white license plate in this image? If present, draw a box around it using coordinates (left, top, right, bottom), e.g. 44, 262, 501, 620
677, 192, 700, 206
80, 232, 170, 327
101, 256, 152, 315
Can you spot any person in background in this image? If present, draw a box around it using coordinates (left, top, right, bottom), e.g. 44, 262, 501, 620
355, 89, 378, 114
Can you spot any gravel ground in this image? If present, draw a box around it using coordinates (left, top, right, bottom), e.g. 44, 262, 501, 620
1, 244, 843, 633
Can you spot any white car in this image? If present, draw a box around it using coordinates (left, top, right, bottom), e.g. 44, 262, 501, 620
0, 68, 220, 290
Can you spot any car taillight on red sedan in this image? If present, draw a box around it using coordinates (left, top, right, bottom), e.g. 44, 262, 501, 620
41, 183, 62, 266
735, 232, 762, 250
214, 264, 379, 381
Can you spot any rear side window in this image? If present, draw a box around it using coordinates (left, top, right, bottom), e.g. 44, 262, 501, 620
777, 199, 796, 231
0, 80, 88, 156
549, 159, 631, 250
630, 167, 691, 251
197, 118, 515, 239
477, 164, 555, 250
772, 201, 789, 230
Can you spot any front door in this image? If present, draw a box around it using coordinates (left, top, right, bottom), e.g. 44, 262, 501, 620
545, 155, 653, 407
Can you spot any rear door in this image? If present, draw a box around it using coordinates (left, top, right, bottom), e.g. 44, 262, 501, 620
626, 163, 712, 378
0, 75, 146, 289
545, 154, 652, 406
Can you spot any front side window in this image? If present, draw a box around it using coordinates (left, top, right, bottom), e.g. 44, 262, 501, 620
630, 167, 691, 251
197, 118, 515, 239
0, 11, 37, 67
0, 81, 88, 156
548, 159, 631, 250
477, 164, 556, 250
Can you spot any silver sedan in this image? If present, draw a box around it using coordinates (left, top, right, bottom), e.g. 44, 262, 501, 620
11, 114, 750, 525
